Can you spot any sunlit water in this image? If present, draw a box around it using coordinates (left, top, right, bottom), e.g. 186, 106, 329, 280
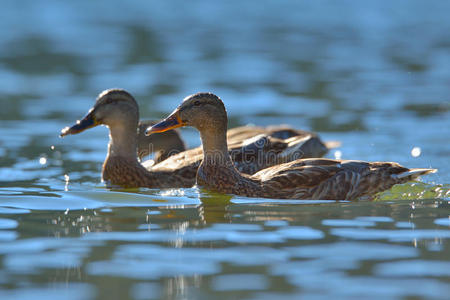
0, 1, 449, 299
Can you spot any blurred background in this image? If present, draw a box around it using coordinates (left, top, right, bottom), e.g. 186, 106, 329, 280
0, 1, 449, 299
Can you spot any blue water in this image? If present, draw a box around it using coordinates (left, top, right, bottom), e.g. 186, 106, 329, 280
0, 1, 449, 299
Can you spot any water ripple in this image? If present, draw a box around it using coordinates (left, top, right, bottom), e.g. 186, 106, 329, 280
331, 228, 450, 242
374, 260, 450, 277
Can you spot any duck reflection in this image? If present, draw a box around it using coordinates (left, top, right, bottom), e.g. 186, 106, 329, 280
197, 190, 233, 224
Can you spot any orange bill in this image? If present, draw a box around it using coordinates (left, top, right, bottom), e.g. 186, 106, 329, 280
145, 111, 184, 136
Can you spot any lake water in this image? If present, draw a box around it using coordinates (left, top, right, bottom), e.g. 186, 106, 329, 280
0, 0, 449, 299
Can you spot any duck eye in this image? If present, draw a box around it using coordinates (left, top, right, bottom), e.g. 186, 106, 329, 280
194, 100, 201, 106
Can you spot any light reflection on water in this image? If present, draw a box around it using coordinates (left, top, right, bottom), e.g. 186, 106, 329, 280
0, 189, 448, 299
0, 0, 450, 299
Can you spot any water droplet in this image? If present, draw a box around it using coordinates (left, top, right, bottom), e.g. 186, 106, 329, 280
39, 157, 47, 165
334, 150, 342, 160
411, 147, 421, 157
50, 145, 55, 150
64, 174, 70, 191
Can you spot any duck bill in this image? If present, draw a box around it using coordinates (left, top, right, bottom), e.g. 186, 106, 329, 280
60, 109, 98, 137
145, 111, 184, 135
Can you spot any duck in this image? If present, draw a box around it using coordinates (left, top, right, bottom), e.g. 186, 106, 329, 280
60, 89, 194, 188
60, 89, 336, 189
146, 92, 437, 200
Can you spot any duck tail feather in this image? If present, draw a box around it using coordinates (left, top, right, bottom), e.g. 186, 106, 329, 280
392, 168, 437, 180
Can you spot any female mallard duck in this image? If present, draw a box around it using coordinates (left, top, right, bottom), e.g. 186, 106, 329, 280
60, 89, 195, 188
146, 92, 437, 200
60, 89, 335, 188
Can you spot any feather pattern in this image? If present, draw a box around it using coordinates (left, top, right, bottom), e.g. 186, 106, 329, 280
196, 154, 436, 201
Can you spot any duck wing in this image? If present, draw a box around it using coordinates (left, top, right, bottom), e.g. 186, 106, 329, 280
253, 159, 436, 200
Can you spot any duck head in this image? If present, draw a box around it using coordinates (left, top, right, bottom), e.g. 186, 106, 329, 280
60, 89, 139, 137
145, 92, 227, 135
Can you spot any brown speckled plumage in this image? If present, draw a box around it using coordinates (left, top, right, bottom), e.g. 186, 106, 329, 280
102, 155, 191, 188
148, 92, 437, 200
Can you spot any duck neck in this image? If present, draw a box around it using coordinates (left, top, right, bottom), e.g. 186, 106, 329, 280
199, 126, 233, 167
172, 138, 187, 153
154, 138, 186, 163
107, 123, 138, 162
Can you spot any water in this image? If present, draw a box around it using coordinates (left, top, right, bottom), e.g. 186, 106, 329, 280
0, 0, 449, 299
